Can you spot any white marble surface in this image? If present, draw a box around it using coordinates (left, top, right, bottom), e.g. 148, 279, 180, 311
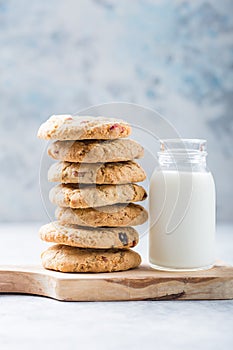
0, 223, 233, 350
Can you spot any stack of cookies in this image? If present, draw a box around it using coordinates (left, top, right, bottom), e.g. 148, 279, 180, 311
37, 115, 148, 273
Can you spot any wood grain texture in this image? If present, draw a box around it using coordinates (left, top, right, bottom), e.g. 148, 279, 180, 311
0, 263, 233, 301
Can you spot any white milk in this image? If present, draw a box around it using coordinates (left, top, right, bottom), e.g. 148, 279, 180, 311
149, 170, 216, 270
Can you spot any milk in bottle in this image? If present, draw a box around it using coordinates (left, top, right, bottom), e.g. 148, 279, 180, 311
149, 139, 216, 271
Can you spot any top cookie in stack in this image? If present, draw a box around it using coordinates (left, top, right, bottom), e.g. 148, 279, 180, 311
38, 115, 131, 140
38, 115, 148, 273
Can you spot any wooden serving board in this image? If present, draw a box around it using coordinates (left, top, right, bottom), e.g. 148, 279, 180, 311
1, 262, 233, 301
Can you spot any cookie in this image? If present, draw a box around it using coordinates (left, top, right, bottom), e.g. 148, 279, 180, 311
49, 183, 147, 209
48, 161, 146, 184
41, 244, 141, 273
55, 203, 148, 227
39, 221, 139, 249
37, 115, 131, 140
47, 139, 144, 163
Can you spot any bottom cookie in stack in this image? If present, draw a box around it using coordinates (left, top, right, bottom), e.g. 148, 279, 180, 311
41, 245, 141, 273
39, 222, 141, 272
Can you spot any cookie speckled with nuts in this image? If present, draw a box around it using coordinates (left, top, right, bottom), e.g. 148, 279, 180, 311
55, 203, 148, 227
39, 221, 139, 249
48, 161, 146, 184
47, 139, 144, 163
41, 244, 141, 273
37, 115, 131, 140
49, 183, 147, 209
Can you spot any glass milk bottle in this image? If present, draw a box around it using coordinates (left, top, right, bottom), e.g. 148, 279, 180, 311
149, 139, 216, 271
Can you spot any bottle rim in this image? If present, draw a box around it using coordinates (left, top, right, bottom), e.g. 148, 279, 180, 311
158, 139, 208, 163
159, 138, 207, 154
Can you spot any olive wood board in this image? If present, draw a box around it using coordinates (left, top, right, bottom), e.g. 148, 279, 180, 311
0, 262, 233, 301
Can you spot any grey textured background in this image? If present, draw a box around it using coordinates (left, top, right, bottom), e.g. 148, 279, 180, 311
0, 0, 232, 222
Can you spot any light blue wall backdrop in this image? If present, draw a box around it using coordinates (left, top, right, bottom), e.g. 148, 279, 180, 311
0, 0, 232, 222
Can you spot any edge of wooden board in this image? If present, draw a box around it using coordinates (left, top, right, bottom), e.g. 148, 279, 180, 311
0, 263, 233, 301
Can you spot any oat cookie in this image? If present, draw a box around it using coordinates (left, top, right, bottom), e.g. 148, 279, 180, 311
41, 244, 141, 273
39, 221, 139, 249
37, 115, 131, 140
48, 161, 146, 184
55, 203, 148, 227
48, 139, 144, 163
49, 183, 147, 209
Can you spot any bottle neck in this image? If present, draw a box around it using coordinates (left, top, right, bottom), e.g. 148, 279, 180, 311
158, 139, 208, 172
